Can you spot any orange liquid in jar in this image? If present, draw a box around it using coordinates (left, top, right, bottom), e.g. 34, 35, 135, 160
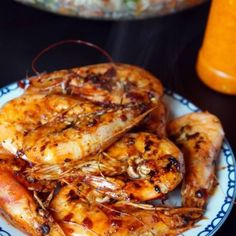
196, 0, 236, 95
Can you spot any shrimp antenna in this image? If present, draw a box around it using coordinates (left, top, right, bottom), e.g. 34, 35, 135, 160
32, 39, 114, 74
99, 203, 146, 227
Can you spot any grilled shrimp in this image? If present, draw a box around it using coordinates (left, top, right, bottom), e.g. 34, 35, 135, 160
21, 103, 151, 164
27, 63, 163, 106
0, 91, 151, 164
0, 63, 163, 164
0, 93, 95, 156
50, 184, 203, 236
27, 63, 165, 135
30, 132, 184, 202
0, 158, 65, 235
167, 112, 224, 208
83, 132, 184, 202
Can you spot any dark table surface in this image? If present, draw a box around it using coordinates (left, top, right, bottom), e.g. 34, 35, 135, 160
0, 1, 235, 235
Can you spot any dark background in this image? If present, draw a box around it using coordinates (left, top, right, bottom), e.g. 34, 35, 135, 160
0, 1, 235, 235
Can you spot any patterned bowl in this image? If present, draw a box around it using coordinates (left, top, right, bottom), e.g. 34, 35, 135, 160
15, 0, 206, 19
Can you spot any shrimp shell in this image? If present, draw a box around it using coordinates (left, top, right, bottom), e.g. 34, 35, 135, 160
26, 63, 163, 106
0, 161, 65, 236
50, 185, 203, 236
167, 111, 224, 208
83, 132, 184, 202
30, 132, 184, 202
21, 104, 153, 164
26, 63, 164, 136
0, 93, 97, 158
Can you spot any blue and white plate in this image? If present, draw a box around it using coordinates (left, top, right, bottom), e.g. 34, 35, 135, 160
0, 82, 235, 236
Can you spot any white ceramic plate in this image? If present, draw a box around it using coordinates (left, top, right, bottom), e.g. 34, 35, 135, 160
0, 81, 235, 236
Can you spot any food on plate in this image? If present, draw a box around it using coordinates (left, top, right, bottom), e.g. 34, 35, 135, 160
0, 63, 224, 235
81, 132, 184, 202
0, 155, 65, 236
0, 64, 163, 164
27, 132, 184, 203
19, 102, 150, 164
27, 63, 163, 104
167, 112, 224, 208
51, 184, 203, 236
0, 94, 98, 160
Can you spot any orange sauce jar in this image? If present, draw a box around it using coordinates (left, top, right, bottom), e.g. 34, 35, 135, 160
196, 0, 236, 95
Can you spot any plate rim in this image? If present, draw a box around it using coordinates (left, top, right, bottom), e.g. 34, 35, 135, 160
0, 82, 235, 236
